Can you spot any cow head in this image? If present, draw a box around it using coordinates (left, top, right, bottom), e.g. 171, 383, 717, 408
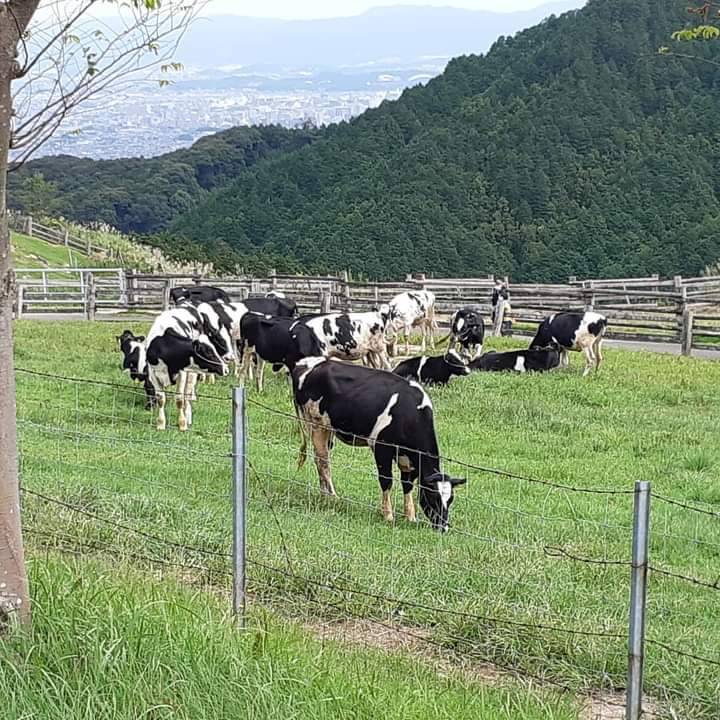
444, 350, 470, 376
201, 315, 235, 363
419, 471, 466, 533
117, 330, 146, 381
191, 335, 229, 376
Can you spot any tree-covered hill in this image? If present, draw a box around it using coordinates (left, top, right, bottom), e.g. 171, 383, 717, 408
10, 0, 720, 281
171, 0, 720, 280
8, 125, 316, 235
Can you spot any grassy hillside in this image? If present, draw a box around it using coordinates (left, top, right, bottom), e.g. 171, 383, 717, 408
13, 320, 720, 718
2, 557, 574, 720
11, 231, 91, 269
168, 0, 720, 280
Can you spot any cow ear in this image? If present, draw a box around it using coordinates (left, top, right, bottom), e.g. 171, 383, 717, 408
449, 476, 466, 487
137, 335, 145, 342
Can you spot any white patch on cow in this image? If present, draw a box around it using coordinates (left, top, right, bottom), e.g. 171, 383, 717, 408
446, 349, 465, 366
266, 290, 285, 298
438, 480, 452, 509
417, 356, 428, 380
296, 356, 327, 389
513, 356, 527, 373
571, 311, 607, 350
369, 393, 399, 449
455, 317, 465, 332
409, 380, 432, 410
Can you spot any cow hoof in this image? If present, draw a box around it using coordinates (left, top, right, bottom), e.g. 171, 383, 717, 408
383, 513, 395, 523
156, 422, 166, 431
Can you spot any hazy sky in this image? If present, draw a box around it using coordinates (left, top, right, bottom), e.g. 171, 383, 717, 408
43, 1, 578, 21
203, 1, 567, 18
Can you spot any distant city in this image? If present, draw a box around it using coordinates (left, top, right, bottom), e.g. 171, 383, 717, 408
26, 3, 582, 159
39, 80, 408, 159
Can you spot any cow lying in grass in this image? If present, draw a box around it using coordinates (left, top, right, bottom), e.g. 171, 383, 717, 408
292, 357, 465, 532
393, 350, 470, 385
470, 346, 560, 373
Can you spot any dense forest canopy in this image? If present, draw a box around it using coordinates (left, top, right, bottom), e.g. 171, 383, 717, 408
9, 0, 720, 281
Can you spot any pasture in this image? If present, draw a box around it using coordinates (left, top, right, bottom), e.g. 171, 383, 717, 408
13, 320, 720, 718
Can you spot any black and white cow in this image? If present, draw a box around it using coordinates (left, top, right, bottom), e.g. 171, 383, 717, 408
393, 350, 470, 385
169, 285, 231, 306
145, 330, 229, 430
292, 358, 466, 531
448, 306, 485, 361
237, 313, 321, 391
290, 309, 392, 369
470, 346, 560, 373
387, 290, 437, 356
529, 311, 608, 376
144, 306, 234, 430
117, 329, 146, 382
117, 329, 156, 408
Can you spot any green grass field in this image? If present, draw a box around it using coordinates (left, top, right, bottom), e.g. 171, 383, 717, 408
1, 556, 576, 720
12, 320, 720, 718
11, 230, 91, 269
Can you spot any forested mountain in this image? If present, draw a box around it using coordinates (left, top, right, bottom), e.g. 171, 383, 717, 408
11, 0, 720, 280
8, 126, 316, 235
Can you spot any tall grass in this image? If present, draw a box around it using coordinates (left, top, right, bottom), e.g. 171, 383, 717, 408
0, 555, 576, 720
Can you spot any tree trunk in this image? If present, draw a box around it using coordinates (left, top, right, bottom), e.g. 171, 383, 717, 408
0, 2, 37, 630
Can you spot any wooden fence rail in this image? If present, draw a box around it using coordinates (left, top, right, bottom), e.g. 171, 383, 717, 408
11, 267, 720, 357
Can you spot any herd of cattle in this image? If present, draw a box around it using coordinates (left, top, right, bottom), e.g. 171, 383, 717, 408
117, 285, 608, 532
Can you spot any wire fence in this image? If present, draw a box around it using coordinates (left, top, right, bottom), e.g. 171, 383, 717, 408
14, 367, 720, 719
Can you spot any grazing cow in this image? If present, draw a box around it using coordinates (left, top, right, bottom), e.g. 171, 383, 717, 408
292, 358, 465, 531
117, 329, 146, 382
448, 306, 485, 361
146, 330, 228, 431
529, 311, 608, 376
144, 306, 234, 430
393, 350, 470, 385
169, 285, 231, 306
291, 309, 392, 369
117, 329, 156, 408
387, 290, 438, 356
238, 313, 321, 391
470, 346, 561, 373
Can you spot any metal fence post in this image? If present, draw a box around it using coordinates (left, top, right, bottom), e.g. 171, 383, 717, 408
232, 387, 247, 622
626, 480, 651, 720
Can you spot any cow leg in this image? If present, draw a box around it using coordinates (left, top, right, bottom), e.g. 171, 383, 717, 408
406, 325, 413, 356
594, 337, 604, 370
156, 391, 167, 431
582, 345, 596, 377
176, 371, 189, 431
561, 349, 570, 369
185, 373, 198, 426
400, 471, 417, 523
311, 427, 335, 496
256, 357, 266, 393
375, 448, 394, 522
427, 319, 435, 351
